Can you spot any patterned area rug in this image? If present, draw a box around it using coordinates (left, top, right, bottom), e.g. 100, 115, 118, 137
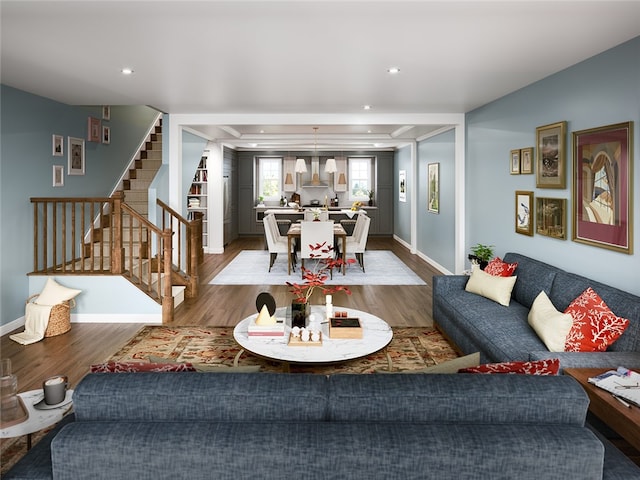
109, 326, 458, 374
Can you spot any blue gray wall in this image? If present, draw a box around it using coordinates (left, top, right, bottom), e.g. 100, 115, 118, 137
0, 85, 160, 326
393, 145, 412, 243
465, 36, 640, 295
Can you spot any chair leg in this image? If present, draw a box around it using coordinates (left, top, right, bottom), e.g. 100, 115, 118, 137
269, 252, 277, 272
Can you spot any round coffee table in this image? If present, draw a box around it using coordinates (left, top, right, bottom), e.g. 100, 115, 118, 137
233, 305, 393, 365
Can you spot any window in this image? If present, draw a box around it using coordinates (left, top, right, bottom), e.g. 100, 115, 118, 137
348, 157, 373, 201
257, 157, 282, 201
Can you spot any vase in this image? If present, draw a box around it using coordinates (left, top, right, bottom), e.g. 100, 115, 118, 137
291, 301, 310, 328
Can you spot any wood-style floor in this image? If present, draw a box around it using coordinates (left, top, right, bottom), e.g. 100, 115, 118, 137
1, 236, 442, 392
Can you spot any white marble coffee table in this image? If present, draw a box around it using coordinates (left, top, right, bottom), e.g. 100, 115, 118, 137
233, 305, 393, 364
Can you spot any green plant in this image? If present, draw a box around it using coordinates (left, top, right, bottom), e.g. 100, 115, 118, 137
368, 190, 374, 199
469, 243, 494, 263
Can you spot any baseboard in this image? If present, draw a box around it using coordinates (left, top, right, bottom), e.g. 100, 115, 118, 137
1, 313, 162, 336
392, 234, 453, 276
0, 317, 25, 337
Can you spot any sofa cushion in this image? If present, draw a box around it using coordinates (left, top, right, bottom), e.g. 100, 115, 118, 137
458, 359, 560, 375
484, 257, 518, 277
528, 291, 574, 352
564, 287, 630, 352
503, 253, 561, 308
465, 265, 517, 306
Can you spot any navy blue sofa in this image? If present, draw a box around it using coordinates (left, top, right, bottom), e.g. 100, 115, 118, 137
433, 252, 640, 370
5, 372, 640, 479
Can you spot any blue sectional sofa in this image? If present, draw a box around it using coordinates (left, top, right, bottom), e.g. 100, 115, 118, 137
5, 372, 640, 479
433, 252, 640, 370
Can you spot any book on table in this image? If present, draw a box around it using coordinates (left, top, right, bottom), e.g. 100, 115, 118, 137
588, 368, 640, 407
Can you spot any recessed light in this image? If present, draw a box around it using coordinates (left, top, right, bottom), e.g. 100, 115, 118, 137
387, 67, 400, 74
363, 105, 372, 110
121, 68, 134, 75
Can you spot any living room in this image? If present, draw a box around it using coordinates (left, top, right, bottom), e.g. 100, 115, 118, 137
1, 2, 640, 477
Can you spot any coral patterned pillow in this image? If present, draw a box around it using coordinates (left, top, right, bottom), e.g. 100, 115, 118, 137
563, 287, 630, 352
90, 361, 196, 373
458, 359, 560, 375
484, 257, 518, 277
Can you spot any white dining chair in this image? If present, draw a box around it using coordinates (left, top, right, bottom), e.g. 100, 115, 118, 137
300, 221, 335, 278
263, 214, 295, 272
345, 214, 371, 272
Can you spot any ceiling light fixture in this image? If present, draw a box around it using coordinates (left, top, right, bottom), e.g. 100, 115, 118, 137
121, 67, 134, 75
387, 67, 400, 74
363, 105, 372, 110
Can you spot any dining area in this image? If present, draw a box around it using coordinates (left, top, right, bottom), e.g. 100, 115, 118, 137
262, 209, 371, 277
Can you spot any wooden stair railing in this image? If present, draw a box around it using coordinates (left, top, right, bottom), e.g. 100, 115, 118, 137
30, 192, 183, 323
156, 198, 203, 299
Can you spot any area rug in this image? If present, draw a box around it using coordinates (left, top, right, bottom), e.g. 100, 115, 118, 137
208, 250, 427, 286
109, 326, 458, 374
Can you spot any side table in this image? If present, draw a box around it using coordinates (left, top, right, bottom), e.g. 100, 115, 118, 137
565, 368, 640, 452
0, 389, 73, 449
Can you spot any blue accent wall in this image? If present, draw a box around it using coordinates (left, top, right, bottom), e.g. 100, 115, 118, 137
417, 129, 456, 270
466, 36, 640, 295
0, 85, 159, 326
394, 145, 412, 243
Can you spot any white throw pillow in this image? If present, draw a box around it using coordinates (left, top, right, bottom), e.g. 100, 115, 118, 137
528, 291, 573, 352
35, 278, 82, 306
464, 265, 517, 306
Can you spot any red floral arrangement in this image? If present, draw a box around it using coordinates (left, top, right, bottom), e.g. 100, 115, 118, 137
286, 241, 355, 303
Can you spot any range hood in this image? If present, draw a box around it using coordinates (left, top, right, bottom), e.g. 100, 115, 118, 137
302, 157, 329, 187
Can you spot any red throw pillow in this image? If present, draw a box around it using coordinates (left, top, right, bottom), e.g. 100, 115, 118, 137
90, 361, 196, 373
458, 359, 560, 375
563, 287, 630, 352
484, 257, 518, 277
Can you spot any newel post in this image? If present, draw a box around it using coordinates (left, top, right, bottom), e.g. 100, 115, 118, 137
161, 228, 174, 323
111, 191, 124, 273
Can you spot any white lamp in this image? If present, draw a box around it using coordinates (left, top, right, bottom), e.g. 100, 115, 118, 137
324, 158, 337, 173
295, 158, 307, 188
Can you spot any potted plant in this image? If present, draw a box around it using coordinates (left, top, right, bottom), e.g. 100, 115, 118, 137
368, 190, 374, 206
468, 243, 494, 270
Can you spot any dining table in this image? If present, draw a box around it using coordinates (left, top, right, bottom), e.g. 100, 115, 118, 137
286, 222, 347, 275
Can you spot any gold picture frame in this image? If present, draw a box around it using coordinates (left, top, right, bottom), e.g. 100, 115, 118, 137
536, 197, 566, 240
515, 191, 533, 236
520, 147, 534, 174
509, 149, 520, 174
536, 121, 566, 188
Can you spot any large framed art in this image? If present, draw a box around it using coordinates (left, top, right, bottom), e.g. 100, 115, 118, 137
572, 121, 633, 254
536, 121, 566, 189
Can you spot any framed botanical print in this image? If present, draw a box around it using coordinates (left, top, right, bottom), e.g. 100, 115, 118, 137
68, 137, 85, 175
427, 163, 439, 214
572, 121, 633, 254
536, 197, 566, 240
536, 121, 566, 188
399, 170, 406, 202
52, 165, 64, 187
52, 134, 64, 156
515, 191, 533, 236
520, 147, 534, 174
510, 149, 521, 174
87, 116, 101, 142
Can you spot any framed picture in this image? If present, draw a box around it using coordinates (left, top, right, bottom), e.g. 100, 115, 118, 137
427, 163, 439, 214
536, 121, 566, 188
520, 147, 534, 174
52, 165, 64, 187
399, 170, 406, 202
52, 134, 64, 156
510, 149, 521, 174
536, 197, 566, 239
102, 125, 111, 144
68, 137, 85, 175
87, 116, 101, 142
102, 105, 111, 120
515, 191, 533, 236
572, 121, 633, 254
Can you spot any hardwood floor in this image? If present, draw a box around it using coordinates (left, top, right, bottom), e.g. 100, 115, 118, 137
1, 236, 442, 391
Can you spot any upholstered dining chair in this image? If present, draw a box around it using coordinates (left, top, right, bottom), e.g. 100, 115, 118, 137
300, 220, 334, 278
263, 214, 295, 272
345, 214, 371, 272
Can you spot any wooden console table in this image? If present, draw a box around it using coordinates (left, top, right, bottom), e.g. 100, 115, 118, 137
565, 368, 640, 452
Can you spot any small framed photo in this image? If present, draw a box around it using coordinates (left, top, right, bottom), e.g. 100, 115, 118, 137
520, 147, 534, 174
68, 137, 85, 175
102, 105, 111, 120
52, 165, 64, 187
102, 125, 111, 144
510, 149, 521, 174
399, 170, 406, 202
87, 116, 101, 142
536, 197, 566, 239
52, 134, 64, 156
427, 163, 439, 214
536, 121, 567, 188
515, 191, 534, 236
572, 121, 633, 254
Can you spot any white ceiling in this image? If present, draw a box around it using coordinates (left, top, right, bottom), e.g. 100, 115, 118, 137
2, 0, 640, 149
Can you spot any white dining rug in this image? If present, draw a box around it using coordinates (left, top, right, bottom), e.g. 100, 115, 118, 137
209, 250, 427, 286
